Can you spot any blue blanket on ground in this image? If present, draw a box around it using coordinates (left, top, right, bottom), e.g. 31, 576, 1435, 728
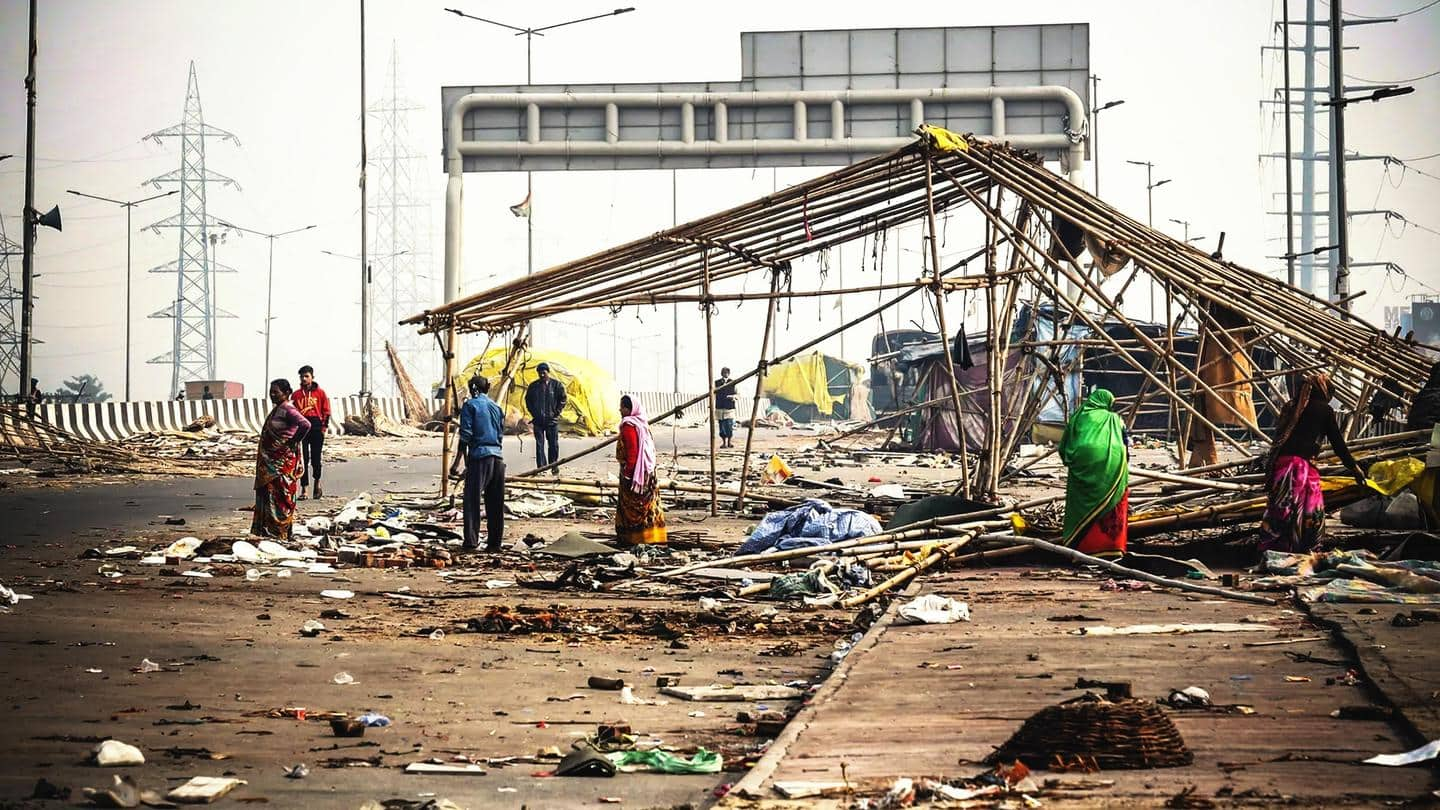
736, 498, 882, 556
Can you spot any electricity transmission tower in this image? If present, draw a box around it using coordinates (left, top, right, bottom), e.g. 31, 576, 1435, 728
367, 42, 433, 396
143, 62, 240, 397
0, 212, 21, 397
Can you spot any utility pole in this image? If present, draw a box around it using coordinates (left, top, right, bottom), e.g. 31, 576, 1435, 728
66, 189, 177, 400
1282, 0, 1297, 288
1329, 0, 1350, 307
359, 0, 370, 396
19, 0, 37, 409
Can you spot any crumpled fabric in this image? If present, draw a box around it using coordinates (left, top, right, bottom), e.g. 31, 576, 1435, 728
737, 499, 881, 556
607, 748, 722, 774
1255, 549, 1440, 604
767, 560, 872, 599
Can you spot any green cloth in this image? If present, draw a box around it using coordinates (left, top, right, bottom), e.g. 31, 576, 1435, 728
607, 748, 722, 774
1059, 389, 1128, 544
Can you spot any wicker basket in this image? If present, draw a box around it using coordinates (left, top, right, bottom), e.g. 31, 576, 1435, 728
987, 693, 1193, 770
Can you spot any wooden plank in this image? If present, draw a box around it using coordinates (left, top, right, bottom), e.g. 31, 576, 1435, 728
662, 684, 804, 702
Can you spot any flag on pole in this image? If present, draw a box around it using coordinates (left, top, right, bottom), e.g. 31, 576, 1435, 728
509, 191, 531, 218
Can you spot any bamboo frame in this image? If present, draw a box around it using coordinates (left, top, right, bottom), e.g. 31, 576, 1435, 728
736, 268, 782, 512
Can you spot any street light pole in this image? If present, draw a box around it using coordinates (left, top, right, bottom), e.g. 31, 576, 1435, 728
1089, 75, 1125, 197
216, 221, 316, 391
443, 5, 637, 345
359, 0, 369, 395
66, 188, 177, 400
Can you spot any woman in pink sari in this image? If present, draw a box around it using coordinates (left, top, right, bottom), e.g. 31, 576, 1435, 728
1260, 372, 1365, 552
616, 395, 666, 545
252, 379, 311, 540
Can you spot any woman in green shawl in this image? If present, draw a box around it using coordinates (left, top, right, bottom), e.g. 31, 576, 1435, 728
1059, 388, 1130, 559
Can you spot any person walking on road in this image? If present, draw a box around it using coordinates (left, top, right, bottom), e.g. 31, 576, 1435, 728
252, 378, 311, 540
715, 367, 738, 448
525, 362, 567, 475
292, 365, 332, 500
451, 375, 506, 551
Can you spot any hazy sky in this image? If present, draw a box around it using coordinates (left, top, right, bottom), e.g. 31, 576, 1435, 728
0, 0, 1436, 400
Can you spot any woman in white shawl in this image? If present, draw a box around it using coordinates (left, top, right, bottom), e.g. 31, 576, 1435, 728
615, 395, 667, 545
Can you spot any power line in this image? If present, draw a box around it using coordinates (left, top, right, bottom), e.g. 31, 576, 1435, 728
1319, 0, 1440, 17
1346, 66, 1440, 83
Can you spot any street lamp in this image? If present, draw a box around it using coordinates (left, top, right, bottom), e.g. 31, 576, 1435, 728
216, 220, 316, 390
1089, 75, 1126, 197
443, 5, 637, 343
1125, 160, 1171, 228
65, 188, 177, 400
1166, 217, 1207, 245
322, 247, 406, 396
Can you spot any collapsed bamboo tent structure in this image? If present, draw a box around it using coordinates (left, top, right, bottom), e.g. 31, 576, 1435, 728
405, 127, 1434, 502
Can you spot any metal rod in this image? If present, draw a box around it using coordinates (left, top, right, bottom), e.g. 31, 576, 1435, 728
359, 0, 370, 396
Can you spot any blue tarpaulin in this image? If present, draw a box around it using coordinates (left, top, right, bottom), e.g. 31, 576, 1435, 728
737, 498, 882, 556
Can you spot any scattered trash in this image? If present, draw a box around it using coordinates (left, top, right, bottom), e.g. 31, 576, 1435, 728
357, 712, 391, 727
898, 594, 971, 624
330, 718, 366, 737
81, 774, 142, 808
1162, 687, 1212, 709
284, 764, 309, 779
403, 762, 488, 775
1, 582, 34, 606
300, 620, 326, 637
91, 739, 146, 767
30, 778, 70, 801
556, 742, 616, 777
428, 629, 446, 641
332, 672, 355, 685
165, 776, 246, 804
588, 676, 625, 691
1363, 739, 1440, 766
1075, 623, 1272, 637
608, 748, 722, 774
133, 658, 164, 674
320, 589, 355, 599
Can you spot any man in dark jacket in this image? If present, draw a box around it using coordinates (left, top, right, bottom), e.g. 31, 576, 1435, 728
525, 362, 567, 474
715, 367, 738, 448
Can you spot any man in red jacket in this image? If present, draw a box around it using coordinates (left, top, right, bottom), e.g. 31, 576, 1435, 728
292, 365, 332, 500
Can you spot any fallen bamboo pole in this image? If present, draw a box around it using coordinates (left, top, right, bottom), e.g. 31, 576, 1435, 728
840, 534, 973, 607
946, 530, 1278, 605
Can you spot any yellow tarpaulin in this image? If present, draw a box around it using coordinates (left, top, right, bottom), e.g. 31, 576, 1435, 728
916, 124, 969, 153
459, 347, 621, 436
762, 352, 849, 416
1365, 457, 1426, 497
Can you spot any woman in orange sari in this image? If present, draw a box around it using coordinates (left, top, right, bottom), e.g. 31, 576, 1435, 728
616, 395, 667, 545
252, 379, 311, 540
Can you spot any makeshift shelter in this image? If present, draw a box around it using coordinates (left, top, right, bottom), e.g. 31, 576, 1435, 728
762, 352, 871, 423
407, 127, 1432, 503
458, 347, 620, 436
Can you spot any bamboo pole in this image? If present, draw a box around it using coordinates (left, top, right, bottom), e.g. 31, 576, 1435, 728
923, 150, 972, 498
840, 534, 973, 607
702, 250, 718, 516
737, 268, 782, 512
984, 185, 1002, 496
972, 532, 1277, 604
439, 321, 457, 499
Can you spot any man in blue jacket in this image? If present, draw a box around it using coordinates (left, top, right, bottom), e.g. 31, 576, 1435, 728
450, 375, 506, 551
